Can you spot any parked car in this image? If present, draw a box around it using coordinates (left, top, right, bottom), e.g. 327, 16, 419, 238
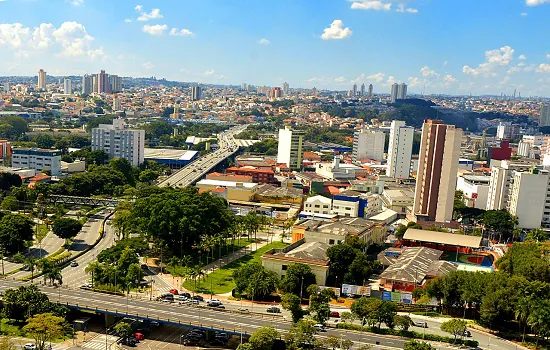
413, 321, 428, 328
462, 330, 472, 337
314, 324, 326, 332
266, 306, 281, 313
330, 311, 340, 318
80, 283, 93, 290
169, 289, 179, 295
207, 300, 221, 307
134, 332, 145, 340
238, 308, 249, 313
70, 261, 79, 267
214, 332, 230, 341
117, 337, 137, 346
24, 344, 36, 350
183, 339, 200, 346
193, 295, 204, 302
181, 292, 192, 299
150, 321, 162, 327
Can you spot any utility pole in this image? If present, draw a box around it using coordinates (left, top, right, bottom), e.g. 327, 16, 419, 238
299, 276, 304, 302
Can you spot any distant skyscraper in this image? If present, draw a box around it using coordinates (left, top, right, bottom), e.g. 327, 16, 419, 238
413, 120, 462, 222
397, 83, 407, 100
97, 70, 111, 94
360, 83, 365, 96
387, 120, 414, 179
92, 75, 98, 93
277, 126, 305, 169
282, 82, 289, 95
241, 83, 248, 91
38, 69, 47, 91
92, 119, 144, 166
109, 75, 122, 92
540, 104, 550, 127
390, 83, 399, 103
113, 96, 121, 111
82, 75, 93, 95
352, 84, 357, 96
271, 87, 283, 98
191, 86, 202, 101
368, 84, 373, 98
63, 78, 72, 94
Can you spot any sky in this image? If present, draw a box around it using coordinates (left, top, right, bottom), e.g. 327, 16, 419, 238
0, 0, 550, 96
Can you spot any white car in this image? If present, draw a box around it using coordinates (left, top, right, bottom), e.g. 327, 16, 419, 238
24, 344, 36, 350
314, 324, 326, 332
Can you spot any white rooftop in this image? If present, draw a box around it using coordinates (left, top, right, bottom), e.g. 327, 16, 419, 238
197, 179, 258, 189
305, 195, 332, 204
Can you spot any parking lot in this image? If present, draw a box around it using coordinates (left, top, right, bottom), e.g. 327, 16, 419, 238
121, 323, 244, 350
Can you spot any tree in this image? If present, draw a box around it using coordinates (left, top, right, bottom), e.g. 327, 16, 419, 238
1, 285, 54, 322
481, 210, 518, 242
403, 340, 435, 350
323, 335, 353, 350
280, 263, 317, 297
113, 322, 133, 337
52, 217, 83, 243
1, 196, 18, 211
46, 266, 63, 286
0, 336, 16, 350
326, 244, 357, 286
0, 213, 34, 255
340, 312, 356, 324
245, 266, 279, 300
440, 319, 468, 343
285, 319, 317, 350
24, 313, 65, 350
345, 252, 379, 285
0, 172, 22, 191
525, 228, 548, 243
351, 297, 397, 328
393, 315, 413, 331
395, 222, 422, 240
281, 293, 304, 323
308, 285, 334, 325
412, 287, 424, 302
247, 326, 280, 350
34, 134, 55, 149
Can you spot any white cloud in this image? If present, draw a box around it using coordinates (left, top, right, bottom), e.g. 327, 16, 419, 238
305, 77, 329, 83
526, 0, 550, 6
135, 5, 163, 21
142, 24, 167, 36
52, 21, 99, 58
408, 76, 423, 87
463, 45, 515, 77
420, 66, 440, 78
258, 38, 270, 45
334, 77, 346, 83
507, 67, 521, 74
31, 23, 54, 49
124, 19, 132, 23
396, 4, 418, 13
202, 69, 225, 80
142, 62, 154, 70
367, 72, 385, 82
536, 63, 550, 73
518, 62, 526, 67
521, 12, 528, 16
387, 76, 396, 85
169, 28, 193, 37
66, 0, 84, 5
547, 53, 550, 59
443, 74, 458, 84
351, 0, 392, 11
519, 54, 527, 60
320, 20, 352, 40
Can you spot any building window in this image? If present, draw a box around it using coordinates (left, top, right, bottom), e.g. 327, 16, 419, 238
329, 239, 335, 245
282, 265, 287, 271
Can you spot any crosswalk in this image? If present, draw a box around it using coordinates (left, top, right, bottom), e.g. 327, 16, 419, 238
51, 334, 120, 350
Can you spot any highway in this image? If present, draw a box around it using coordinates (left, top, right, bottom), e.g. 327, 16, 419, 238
0, 280, 520, 350
158, 125, 247, 188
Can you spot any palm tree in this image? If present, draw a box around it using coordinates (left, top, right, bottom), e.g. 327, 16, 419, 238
515, 297, 533, 343
190, 265, 205, 292
37, 258, 52, 285
181, 255, 192, 268
46, 267, 62, 286
85, 261, 102, 286
25, 257, 38, 283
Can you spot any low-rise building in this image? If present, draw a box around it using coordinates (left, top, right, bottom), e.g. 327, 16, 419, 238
315, 157, 366, 180
196, 179, 258, 201
332, 190, 380, 218
303, 195, 332, 215
456, 175, 490, 210
11, 148, 61, 175
226, 166, 276, 184
381, 189, 414, 214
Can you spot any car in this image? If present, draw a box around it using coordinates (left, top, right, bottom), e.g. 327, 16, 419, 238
80, 283, 93, 290
177, 295, 188, 301
193, 295, 204, 301
461, 330, 472, 337
117, 337, 137, 346
215, 305, 226, 309
134, 332, 145, 340
209, 298, 221, 303
24, 344, 36, 350
214, 332, 230, 341
207, 300, 221, 307
330, 311, 340, 318
169, 289, 179, 295
238, 308, 249, 313
70, 261, 78, 267
314, 324, 327, 332
183, 339, 200, 346
210, 339, 226, 346
190, 328, 206, 336
266, 306, 281, 313
413, 321, 428, 328
150, 321, 161, 327
181, 292, 192, 299
22, 265, 31, 271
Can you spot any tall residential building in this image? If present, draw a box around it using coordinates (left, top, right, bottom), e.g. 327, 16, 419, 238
277, 126, 305, 170
413, 120, 462, 222
486, 160, 540, 210
387, 120, 414, 179
282, 82, 289, 95
496, 122, 520, 140
368, 84, 373, 98
82, 75, 93, 94
92, 75, 98, 93
397, 83, 407, 100
113, 97, 121, 111
271, 87, 283, 99
360, 83, 365, 96
91, 119, 145, 166
63, 78, 72, 94
97, 70, 111, 94
241, 83, 248, 91
191, 86, 201, 101
352, 128, 385, 162
517, 141, 531, 157
37, 69, 47, 90
352, 84, 357, 96
109, 75, 122, 92
540, 104, 550, 127
11, 148, 61, 175
0, 140, 12, 162
390, 83, 399, 103
507, 169, 549, 229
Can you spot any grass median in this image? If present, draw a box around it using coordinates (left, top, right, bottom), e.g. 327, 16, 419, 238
182, 241, 288, 295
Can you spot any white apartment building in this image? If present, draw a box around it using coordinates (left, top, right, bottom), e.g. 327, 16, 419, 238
11, 148, 61, 175
456, 175, 490, 210
315, 157, 366, 180
91, 119, 145, 166
517, 141, 531, 157
496, 122, 520, 140
352, 128, 385, 162
63, 78, 72, 94
387, 120, 414, 179
303, 195, 332, 215
486, 160, 538, 210
277, 126, 305, 169
507, 169, 549, 229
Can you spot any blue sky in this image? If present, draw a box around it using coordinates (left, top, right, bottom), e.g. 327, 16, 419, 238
1, 0, 550, 96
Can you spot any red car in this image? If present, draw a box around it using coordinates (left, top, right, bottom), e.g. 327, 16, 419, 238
330, 311, 340, 318
184, 339, 200, 346
169, 289, 179, 295
134, 333, 145, 340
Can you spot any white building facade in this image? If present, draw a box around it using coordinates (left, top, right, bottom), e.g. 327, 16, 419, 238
387, 120, 414, 179
91, 119, 145, 166
303, 195, 332, 215
277, 126, 304, 170
352, 128, 385, 162
11, 148, 61, 175
456, 175, 490, 210
507, 170, 549, 229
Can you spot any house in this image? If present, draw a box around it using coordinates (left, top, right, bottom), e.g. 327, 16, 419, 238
196, 179, 258, 201
303, 195, 332, 215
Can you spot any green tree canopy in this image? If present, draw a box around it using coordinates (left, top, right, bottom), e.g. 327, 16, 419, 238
247, 326, 280, 350
52, 217, 83, 240
24, 313, 66, 350
0, 213, 34, 254
280, 263, 317, 297
281, 293, 304, 323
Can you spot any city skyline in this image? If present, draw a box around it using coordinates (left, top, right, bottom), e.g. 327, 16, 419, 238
1, 1, 550, 96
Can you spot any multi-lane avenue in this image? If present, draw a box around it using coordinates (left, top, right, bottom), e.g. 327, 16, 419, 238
158, 125, 247, 188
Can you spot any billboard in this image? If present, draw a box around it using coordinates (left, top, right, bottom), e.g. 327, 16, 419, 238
382, 291, 392, 301
401, 293, 413, 304
341, 284, 371, 296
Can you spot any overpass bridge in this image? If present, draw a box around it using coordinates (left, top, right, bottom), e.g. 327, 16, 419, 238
48, 195, 119, 207
158, 125, 248, 188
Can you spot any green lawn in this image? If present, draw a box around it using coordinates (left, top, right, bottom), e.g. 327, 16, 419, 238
182, 241, 288, 295
0, 319, 25, 336
36, 224, 49, 243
